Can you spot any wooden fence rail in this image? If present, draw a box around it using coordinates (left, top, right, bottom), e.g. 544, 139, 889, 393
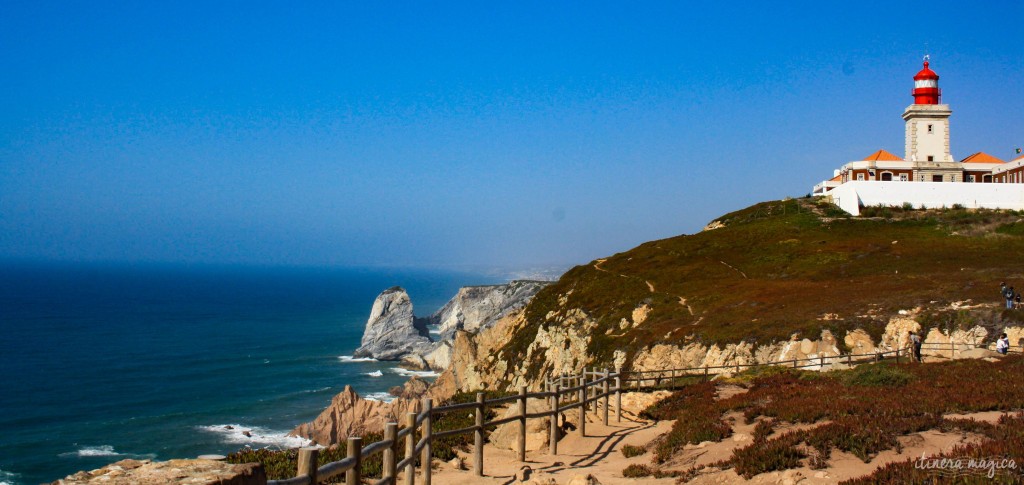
268, 340, 1007, 485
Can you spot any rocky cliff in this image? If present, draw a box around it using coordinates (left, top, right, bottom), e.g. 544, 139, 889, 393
352, 287, 432, 361
305, 200, 1024, 443
355, 280, 550, 370
431, 280, 550, 340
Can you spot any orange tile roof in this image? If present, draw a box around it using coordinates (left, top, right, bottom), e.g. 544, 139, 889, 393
960, 152, 1005, 164
829, 174, 841, 182
863, 149, 903, 161
1013, 154, 1024, 163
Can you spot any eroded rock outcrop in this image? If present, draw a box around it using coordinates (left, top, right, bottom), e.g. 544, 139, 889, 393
432, 280, 550, 340
52, 459, 265, 485
353, 287, 432, 361
289, 385, 419, 445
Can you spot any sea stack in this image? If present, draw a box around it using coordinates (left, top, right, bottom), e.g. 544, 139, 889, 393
352, 287, 432, 361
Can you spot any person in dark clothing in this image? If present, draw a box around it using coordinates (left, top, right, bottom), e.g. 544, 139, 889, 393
1016, 293, 1022, 310
1006, 286, 1017, 309
909, 331, 923, 363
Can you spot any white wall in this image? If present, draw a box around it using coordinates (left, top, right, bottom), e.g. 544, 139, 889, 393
828, 181, 1024, 216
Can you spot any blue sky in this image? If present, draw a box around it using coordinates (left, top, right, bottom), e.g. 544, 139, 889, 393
1, 1, 1022, 268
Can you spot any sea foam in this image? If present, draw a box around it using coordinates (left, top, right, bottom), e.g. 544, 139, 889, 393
199, 424, 311, 449
390, 367, 440, 378
365, 370, 383, 377
364, 392, 396, 403
338, 356, 377, 363
60, 445, 121, 458
0, 468, 20, 485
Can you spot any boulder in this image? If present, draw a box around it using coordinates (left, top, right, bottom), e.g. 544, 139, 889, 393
389, 376, 429, 399
490, 398, 550, 452
353, 287, 432, 361
566, 475, 603, 485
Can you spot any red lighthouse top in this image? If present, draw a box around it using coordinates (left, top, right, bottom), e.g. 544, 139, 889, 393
912, 57, 941, 104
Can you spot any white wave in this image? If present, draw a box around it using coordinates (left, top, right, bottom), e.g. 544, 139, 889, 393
60, 445, 121, 458
428, 328, 441, 334
0, 468, 20, 485
199, 424, 311, 449
364, 392, 396, 403
302, 386, 331, 393
339, 355, 377, 363
364, 370, 383, 377
390, 367, 440, 378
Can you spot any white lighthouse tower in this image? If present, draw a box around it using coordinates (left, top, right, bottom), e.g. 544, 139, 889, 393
902, 56, 958, 181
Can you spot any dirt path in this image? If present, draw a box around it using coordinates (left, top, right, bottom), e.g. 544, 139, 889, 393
429, 416, 676, 484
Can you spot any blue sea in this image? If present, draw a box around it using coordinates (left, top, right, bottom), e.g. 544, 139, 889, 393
0, 261, 503, 485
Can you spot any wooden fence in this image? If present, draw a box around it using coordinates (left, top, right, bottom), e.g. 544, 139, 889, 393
268, 340, 1004, 485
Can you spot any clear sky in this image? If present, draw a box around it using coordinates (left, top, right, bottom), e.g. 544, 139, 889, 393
1, 1, 1022, 269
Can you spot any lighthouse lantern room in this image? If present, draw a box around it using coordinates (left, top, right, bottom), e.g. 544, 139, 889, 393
902, 55, 954, 171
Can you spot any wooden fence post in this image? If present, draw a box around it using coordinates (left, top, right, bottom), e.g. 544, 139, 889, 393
578, 382, 586, 437
422, 398, 432, 485
383, 422, 398, 484
792, 359, 797, 368
602, 368, 610, 426
405, 413, 416, 485
549, 382, 560, 455
896, 348, 900, 364
819, 356, 824, 369
847, 354, 852, 365
518, 386, 527, 463
615, 371, 622, 423
704, 366, 709, 381
297, 447, 318, 485
474, 392, 485, 477
346, 437, 362, 485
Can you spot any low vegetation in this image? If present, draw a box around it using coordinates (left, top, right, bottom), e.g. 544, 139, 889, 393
499, 198, 1024, 380
620, 444, 646, 458
633, 357, 1024, 482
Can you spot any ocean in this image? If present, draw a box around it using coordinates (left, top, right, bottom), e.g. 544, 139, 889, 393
0, 261, 503, 485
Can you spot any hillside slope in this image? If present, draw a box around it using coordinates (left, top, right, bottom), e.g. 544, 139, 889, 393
495, 198, 1024, 380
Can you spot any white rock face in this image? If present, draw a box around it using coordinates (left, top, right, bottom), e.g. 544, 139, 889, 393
432, 280, 550, 340
353, 287, 432, 361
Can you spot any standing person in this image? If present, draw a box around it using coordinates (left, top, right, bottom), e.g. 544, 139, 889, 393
1006, 286, 1016, 309
1003, 282, 1008, 299
1016, 293, 1022, 310
909, 331, 923, 363
997, 333, 1010, 355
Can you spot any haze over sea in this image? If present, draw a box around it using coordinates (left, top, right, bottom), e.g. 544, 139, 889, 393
0, 261, 520, 485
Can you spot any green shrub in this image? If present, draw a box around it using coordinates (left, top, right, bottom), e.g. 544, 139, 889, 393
840, 363, 914, 387
622, 464, 654, 478
620, 444, 646, 458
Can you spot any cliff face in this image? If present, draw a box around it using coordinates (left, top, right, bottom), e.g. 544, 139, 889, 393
353, 287, 432, 361
431, 280, 550, 340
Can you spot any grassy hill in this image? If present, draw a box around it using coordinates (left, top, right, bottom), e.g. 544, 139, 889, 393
500, 198, 1024, 376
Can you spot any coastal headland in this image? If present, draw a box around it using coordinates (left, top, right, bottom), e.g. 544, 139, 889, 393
54, 198, 1024, 484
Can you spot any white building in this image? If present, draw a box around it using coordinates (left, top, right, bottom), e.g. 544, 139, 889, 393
812, 58, 1024, 198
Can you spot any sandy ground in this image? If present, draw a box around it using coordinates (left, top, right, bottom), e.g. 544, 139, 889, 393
409, 388, 1009, 485
429, 412, 677, 484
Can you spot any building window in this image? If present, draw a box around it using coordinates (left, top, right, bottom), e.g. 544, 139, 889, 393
968, 175, 976, 182
927, 156, 934, 161
932, 175, 943, 182
857, 173, 865, 181
881, 172, 893, 181
928, 124, 933, 133
899, 174, 908, 181
984, 175, 992, 183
